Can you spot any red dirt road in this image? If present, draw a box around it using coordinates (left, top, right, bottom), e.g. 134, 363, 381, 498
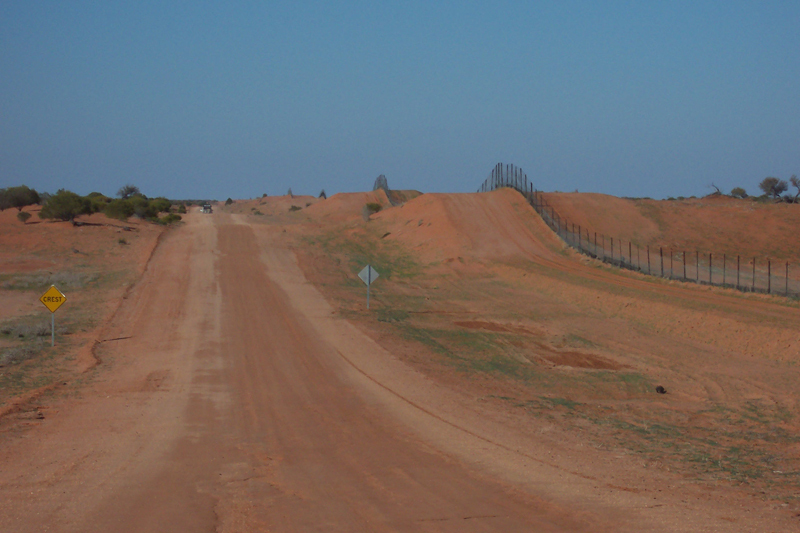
0, 213, 602, 532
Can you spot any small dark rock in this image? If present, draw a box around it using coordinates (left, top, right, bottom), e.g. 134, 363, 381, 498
655, 386, 667, 394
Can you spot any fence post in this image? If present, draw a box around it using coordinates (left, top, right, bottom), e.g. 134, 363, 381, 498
660, 247, 663, 277
737, 255, 740, 289
611, 237, 614, 262
787, 262, 790, 296
683, 251, 686, 280
768, 260, 771, 294
629, 242, 632, 268
709, 253, 712, 285
647, 246, 651, 274
602, 235, 606, 260
637, 244, 640, 270
696, 251, 699, 282
578, 225, 582, 251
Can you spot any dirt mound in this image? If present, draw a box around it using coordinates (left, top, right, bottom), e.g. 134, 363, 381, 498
304, 190, 391, 223
221, 195, 320, 216
373, 188, 563, 264
543, 192, 800, 261
386, 189, 422, 205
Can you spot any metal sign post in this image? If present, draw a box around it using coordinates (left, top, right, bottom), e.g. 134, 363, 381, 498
39, 285, 67, 346
358, 265, 380, 309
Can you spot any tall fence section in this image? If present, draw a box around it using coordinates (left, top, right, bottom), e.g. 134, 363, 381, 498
478, 163, 799, 298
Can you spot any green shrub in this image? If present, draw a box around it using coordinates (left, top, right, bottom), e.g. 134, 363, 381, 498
150, 197, 172, 213
17, 211, 32, 224
155, 213, 182, 225
118, 237, 128, 245
365, 202, 382, 214
0, 185, 40, 211
225, 198, 233, 205
87, 193, 110, 213
131, 196, 156, 219
104, 199, 135, 220
289, 205, 302, 211
117, 184, 140, 199
730, 187, 747, 199
177, 204, 187, 214
39, 190, 91, 223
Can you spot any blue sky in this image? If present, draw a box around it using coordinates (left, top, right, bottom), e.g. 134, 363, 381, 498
1, 1, 798, 200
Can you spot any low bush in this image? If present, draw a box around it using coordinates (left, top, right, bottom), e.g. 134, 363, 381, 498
150, 197, 172, 214
155, 213, 182, 225
39, 190, 91, 223
104, 199, 135, 220
17, 211, 32, 224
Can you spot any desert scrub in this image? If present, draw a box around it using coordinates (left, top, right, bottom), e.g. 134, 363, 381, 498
0, 345, 39, 366
0, 271, 97, 291
154, 213, 182, 225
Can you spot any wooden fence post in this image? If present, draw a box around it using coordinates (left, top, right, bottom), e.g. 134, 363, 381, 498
696, 251, 699, 282
768, 260, 771, 294
682, 251, 686, 279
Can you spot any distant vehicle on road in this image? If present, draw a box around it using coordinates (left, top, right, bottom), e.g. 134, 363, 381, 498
201, 203, 213, 214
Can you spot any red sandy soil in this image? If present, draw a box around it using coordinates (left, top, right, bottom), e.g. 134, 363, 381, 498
0, 191, 798, 531
0, 205, 164, 408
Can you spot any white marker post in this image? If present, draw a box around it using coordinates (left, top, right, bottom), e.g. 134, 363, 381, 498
358, 265, 379, 309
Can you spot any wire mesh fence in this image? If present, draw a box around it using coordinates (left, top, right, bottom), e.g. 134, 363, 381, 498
478, 164, 799, 299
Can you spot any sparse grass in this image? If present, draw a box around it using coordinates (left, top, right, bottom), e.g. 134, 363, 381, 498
0, 271, 98, 291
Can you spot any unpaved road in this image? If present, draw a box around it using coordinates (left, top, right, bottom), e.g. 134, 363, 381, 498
0, 213, 605, 532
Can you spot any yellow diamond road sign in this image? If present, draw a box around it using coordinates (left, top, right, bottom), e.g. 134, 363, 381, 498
40, 285, 67, 313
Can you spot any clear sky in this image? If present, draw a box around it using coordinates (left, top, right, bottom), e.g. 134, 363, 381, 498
2, 1, 798, 200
